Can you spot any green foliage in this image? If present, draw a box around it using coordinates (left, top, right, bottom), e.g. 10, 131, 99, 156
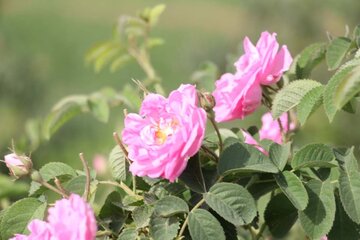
29, 162, 77, 196
0, 198, 47, 240
218, 142, 278, 175
269, 142, 291, 171
299, 180, 335, 239
188, 209, 226, 240
272, 79, 322, 119
334, 65, 360, 109
149, 216, 180, 240
154, 196, 189, 217
297, 85, 324, 125
295, 42, 327, 79
274, 171, 309, 210
191, 61, 219, 92
264, 193, 298, 238
326, 37, 352, 70
0, 174, 29, 199
324, 59, 360, 121
291, 143, 336, 170
204, 183, 257, 226
109, 145, 128, 182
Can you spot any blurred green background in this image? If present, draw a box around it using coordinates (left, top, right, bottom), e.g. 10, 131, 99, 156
1, 0, 360, 175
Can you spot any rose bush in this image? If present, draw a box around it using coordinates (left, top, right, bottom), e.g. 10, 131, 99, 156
1, 4, 360, 240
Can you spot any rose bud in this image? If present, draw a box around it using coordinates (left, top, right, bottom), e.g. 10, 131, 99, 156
4, 153, 32, 178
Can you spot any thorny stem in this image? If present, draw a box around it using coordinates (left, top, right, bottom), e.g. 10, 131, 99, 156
79, 153, 91, 201
178, 198, 206, 238
209, 117, 223, 153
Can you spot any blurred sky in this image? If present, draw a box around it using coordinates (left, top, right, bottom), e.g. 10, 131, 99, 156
1, 0, 360, 170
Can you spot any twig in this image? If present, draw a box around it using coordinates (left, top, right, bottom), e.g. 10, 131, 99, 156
98, 180, 141, 198
54, 177, 70, 198
79, 153, 91, 201
41, 180, 69, 198
201, 145, 219, 162
178, 198, 205, 238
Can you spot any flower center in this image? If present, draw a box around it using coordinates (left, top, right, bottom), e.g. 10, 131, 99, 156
154, 118, 179, 145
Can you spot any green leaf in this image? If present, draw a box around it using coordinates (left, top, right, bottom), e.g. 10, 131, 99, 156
154, 196, 189, 217
328, 194, 360, 240
296, 42, 327, 79
148, 4, 166, 26
149, 216, 180, 240
132, 205, 154, 229
334, 65, 360, 109
88, 96, 110, 123
204, 182, 257, 226
353, 25, 360, 47
109, 145, 127, 182
218, 142, 278, 175
272, 80, 322, 119
0, 198, 47, 240
64, 175, 86, 195
297, 85, 324, 125
338, 168, 360, 224
191, 61, 218, 92
264, 193, 298, 238
146, 37, 165, 49
99, 191, 128, 233
324, 59, 360, 121
326, 37, 352, 70
0, 174, 29, 198
29, 162, 77, 196
110, 54, 132, 73
188, 209, 226, 240
179, 153, 206, 193
269, 142, 291, 171
274, 171, 309, 210
299, 180, 335, 239
291, 143, 336, 170
117, 226, 137, 240
42, 95, 89, 139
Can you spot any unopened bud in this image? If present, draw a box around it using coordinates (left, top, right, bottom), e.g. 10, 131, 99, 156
199, 92, 216, 112
4, 153, 32, 178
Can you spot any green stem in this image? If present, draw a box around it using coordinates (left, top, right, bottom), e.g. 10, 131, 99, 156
178, 198, 205, 238
79, 153, 91, 201
255, 222, 267, 240
209, 117, 223, 153
98, 181, 141, 198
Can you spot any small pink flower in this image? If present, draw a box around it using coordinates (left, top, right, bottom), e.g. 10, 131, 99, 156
241, 130, 268, 155
259, 112, 295, 144
4, 153, 32, 178
235, 31, 292, 85
213, 71, 262, 122
10, 194, 97, 240
47, 194, 97, 240
92, 154, 107, 175
122, 84, 207, 182
320, 236, 328, 240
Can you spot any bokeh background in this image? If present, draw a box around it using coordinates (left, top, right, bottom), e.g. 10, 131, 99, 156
1, 0, 360, 210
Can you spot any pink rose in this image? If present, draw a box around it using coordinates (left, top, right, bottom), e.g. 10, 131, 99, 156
122, 84, 207, 182
320, 236, 328, 240
213, 71, 262, 122
11, 194, 97, 240
259, 112, 295, 144
241, 130, 268, 155
10, 220, 52, 240
4, 153, 32, 178
235, 31, 292, 85
47, 194, 97, 240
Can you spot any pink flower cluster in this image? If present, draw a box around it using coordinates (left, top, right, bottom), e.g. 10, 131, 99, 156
122, 84, 206, 182
243, 112, 295, 154
11, 194, 97, 240
213, 31, 292, 122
